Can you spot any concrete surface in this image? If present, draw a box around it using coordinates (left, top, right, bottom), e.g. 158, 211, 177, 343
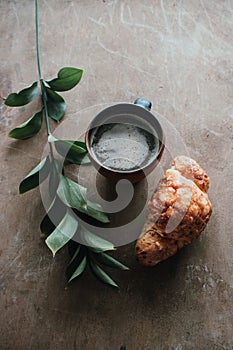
1, 1, 233, 349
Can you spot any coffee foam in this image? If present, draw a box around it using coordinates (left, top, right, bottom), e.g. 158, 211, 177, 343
91, 123, 159, 171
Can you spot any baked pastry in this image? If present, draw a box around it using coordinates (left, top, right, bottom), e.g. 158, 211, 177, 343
135, 156, 212, 266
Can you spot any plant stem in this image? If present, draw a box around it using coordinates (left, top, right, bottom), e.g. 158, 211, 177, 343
35, 0, 56, 162
35, 0, 42, 81
41, 82, 52, 138
35, 0, 51, 138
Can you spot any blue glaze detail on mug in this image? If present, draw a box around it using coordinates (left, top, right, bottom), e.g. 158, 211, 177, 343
134, 98, 152, 111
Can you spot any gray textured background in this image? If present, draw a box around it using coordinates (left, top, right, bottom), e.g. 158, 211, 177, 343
0, 1, 233, 349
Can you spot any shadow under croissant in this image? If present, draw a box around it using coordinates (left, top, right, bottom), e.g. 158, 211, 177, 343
125, 242, 200, 292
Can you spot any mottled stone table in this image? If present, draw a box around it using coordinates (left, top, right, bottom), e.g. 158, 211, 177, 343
1, 1, 233, 349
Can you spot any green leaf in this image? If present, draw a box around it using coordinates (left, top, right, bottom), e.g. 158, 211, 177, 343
57, 175, 109, 223
67, 240, 80, 258
45, 209, 78, 256
19, 156, 50, 194
86, 200, 110, 223
5, 82, 38, 107
74, 153, 90, 165
67, 152, 90, 165
54, 139, 90, 165
46, 67, 83, 92
89, 259, 119, 288
57, 174, 87, 208
66, 244, 86, 282
49, 136, 90, 164
68, 245, 81, 265
94, 252, 129, 270
40, 212, 56, 236
45, 87, 66, 121
80, 226, 114, 252
49, 159, 62, 198
40, 196, 66, 236
68, 256, 87, 283
55, 140, 87, 153
8, 110, 43, 140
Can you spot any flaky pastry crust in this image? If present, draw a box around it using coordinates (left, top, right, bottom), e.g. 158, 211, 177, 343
135, 156, 212, 266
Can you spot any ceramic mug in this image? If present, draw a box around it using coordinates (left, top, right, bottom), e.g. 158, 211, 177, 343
85, 98, 165, 183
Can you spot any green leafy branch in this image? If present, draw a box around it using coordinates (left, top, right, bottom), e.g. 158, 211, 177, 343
4, 0, 129, 289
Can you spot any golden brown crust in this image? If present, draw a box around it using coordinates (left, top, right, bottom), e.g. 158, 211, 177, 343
135, 156, 212, 266
171, 155, 210, 193
135, 231, 179, 266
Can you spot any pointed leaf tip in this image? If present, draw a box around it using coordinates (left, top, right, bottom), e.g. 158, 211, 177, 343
5, 82, 38, 107
46, 67, 83, 92
68, 255, 87, 283
94, 252, 129, 270
80, 226, 114, 252
8, 110, 42, 140
45, 210, 78, 256
19, 156, 50, 194
89, 259, 119, 289
68, 245, 81, 266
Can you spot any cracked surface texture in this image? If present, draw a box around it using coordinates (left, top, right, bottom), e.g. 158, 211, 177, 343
136, 156, 212, 266
1, 1, 233, 349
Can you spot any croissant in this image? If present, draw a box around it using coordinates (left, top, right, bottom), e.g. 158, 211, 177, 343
135, 156, 212, 266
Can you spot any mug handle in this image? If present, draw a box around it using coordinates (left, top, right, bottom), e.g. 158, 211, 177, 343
134, 98, 152, 111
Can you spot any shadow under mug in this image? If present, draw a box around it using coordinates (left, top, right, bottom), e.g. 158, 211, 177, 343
85, 98, 165, 183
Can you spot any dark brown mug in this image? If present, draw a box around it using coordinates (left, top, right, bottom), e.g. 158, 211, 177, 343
85, 98, 165, 183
